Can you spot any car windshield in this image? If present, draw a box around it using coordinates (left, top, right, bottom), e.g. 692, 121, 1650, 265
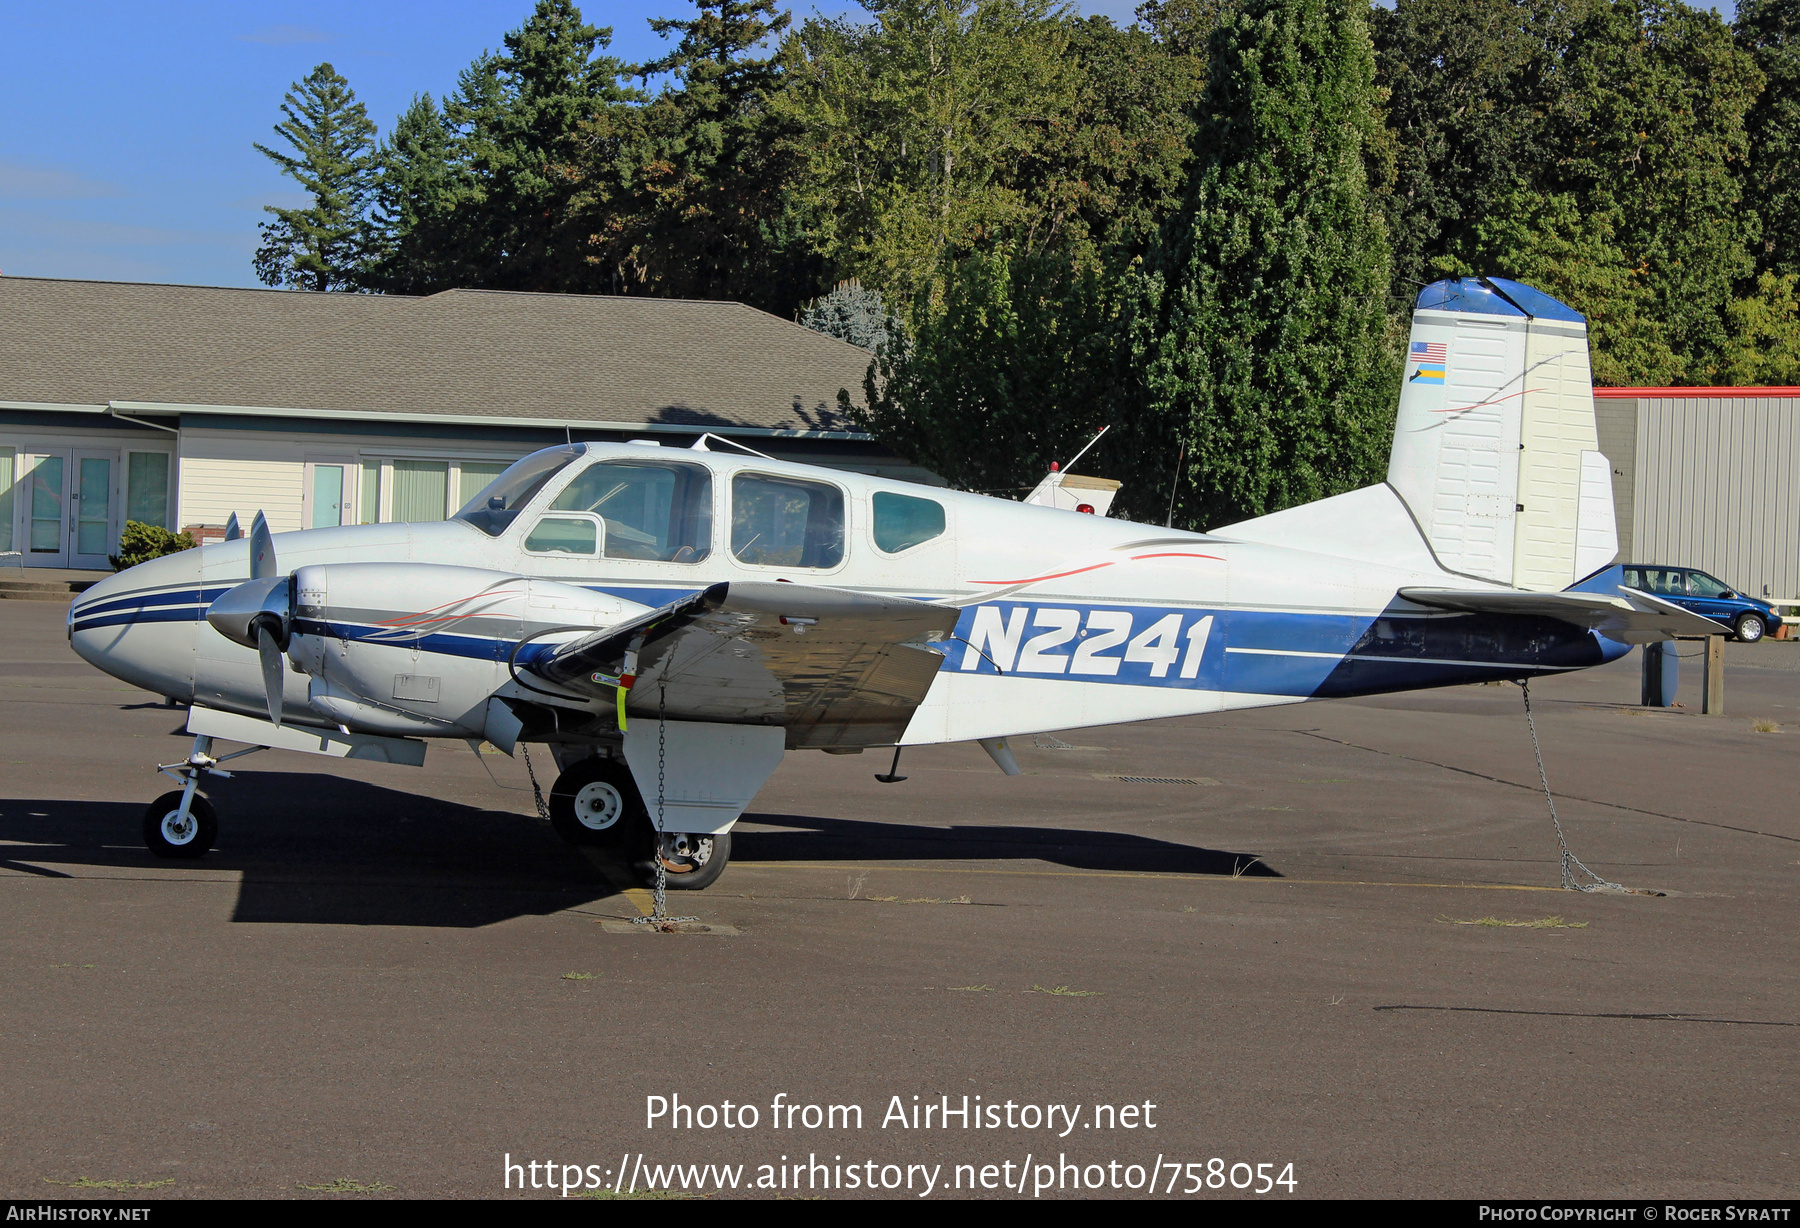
453, 445, 583, 536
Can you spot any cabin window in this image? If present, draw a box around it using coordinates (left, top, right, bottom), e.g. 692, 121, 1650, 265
551, 460, 712, 562
524, 514, 600, 556
454, 446, 580, 536
732, 474, 845, 569
872, 492, 945, 554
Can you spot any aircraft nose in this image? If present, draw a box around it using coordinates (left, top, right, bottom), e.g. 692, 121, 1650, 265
68, 548, 204, 701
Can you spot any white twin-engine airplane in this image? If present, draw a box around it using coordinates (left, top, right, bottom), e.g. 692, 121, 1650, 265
69, 277, 1722, 888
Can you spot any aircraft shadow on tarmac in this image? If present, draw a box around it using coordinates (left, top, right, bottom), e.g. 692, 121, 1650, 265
0, 773, 1276, 929
733, 813, 1281, 879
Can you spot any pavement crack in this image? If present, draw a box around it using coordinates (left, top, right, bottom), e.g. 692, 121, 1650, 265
1293, 729, 1800, 845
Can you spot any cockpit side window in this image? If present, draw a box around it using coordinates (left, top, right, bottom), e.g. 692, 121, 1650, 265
731, 473, 845, 568
872, 491, 946, 554
550, 459, 713, 562
454, 445, 582, 536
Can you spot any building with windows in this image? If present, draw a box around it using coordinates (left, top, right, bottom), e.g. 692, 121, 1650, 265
0, 276, 926, 570
1592, 387, 1800, 599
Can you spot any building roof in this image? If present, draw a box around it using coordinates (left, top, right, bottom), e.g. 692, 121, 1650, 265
0, 276, 877, 437
1594, 386, 1800, 398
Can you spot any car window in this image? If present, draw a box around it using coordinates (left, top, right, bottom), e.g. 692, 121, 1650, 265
551, 460, 712, 563
1687, 571, 1730, 598
1638, 568, 1684, 596
872, 492, 946, 554
1622, 567, 1641, 589
732, 473, 845, 568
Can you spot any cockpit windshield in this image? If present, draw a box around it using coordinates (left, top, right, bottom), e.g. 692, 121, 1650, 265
454, 444, 583, 536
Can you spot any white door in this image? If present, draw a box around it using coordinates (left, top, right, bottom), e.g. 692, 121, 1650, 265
71, 450, 118, 570
22, 451, 70, 568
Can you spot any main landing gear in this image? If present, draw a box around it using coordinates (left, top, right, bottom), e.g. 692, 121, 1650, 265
547, 755, 730, 890
141, 734, 261, 859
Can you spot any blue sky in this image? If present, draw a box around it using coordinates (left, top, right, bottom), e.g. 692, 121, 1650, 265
0, 0, 1142, 289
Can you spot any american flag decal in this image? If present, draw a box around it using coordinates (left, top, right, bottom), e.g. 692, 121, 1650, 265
1410, 341, 1447, 362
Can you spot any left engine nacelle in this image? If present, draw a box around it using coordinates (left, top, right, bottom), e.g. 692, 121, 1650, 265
279, 562, 645, 738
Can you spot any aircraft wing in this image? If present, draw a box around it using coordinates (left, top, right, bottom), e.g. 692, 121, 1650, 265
530, 582, 960, 749
1398, 585, 1728, 644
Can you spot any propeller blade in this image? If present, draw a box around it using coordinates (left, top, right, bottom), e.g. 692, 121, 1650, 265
222, 512, 241, 542
257, 624, 285, 729
249, 511, 275, 581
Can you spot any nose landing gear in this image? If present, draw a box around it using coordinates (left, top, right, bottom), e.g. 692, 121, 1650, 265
142, 734, 261, 859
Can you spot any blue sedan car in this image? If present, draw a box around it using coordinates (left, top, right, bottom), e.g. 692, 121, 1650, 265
1573, 564, 1784, 643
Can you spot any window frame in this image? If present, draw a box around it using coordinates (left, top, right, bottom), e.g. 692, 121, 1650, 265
728, 470, 850, 573
543, 455, 717, 565
521, 511, 605, 558
868, 489, 948, 557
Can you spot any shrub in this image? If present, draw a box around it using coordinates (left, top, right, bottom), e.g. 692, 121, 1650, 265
110, 521, 197, 571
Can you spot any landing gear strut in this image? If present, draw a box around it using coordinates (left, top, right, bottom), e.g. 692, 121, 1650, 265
546, 754, 732, 889
142, 734, 260, 859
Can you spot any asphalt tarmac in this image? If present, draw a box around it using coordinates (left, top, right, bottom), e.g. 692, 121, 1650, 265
2, 600, 1795, 1200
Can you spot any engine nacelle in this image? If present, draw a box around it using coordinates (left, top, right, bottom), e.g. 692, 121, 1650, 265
284, 563, 645, 738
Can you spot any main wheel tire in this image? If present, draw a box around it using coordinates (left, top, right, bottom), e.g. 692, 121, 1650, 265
631, 830, 731, 891
142, 790, 216, 859
548, 757, 643, 847
1736, 613, 1767, 643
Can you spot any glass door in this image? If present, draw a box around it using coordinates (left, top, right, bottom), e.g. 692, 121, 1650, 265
24, 451, 70, 568
310, 464, 348, 528
71, 451, 117, 570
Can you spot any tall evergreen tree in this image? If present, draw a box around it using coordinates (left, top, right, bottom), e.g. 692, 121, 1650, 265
1142, 0, 1399, 529
1738, 0, 1800, 278
443, 0, 638, 291
252, 63, 378, 291
617, 0, 821, 308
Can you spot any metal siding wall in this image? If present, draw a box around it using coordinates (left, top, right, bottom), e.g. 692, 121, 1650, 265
1593, 398, 1637, 563
1631, 396, 1800, 597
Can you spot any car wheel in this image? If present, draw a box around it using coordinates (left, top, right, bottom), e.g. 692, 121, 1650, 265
1735, 613, 1766, 643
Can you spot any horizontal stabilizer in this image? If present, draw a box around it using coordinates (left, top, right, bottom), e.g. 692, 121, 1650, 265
1398, 586, 1727, 644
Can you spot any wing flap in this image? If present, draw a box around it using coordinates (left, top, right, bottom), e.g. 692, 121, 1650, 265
529, 581, 960, 748
1398, 585, 1727, 644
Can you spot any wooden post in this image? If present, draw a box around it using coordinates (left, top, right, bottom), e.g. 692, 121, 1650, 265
1703, 635, 1725, 716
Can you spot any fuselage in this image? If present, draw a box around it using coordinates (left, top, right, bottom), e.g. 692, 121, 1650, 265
69, 442, 1627, 747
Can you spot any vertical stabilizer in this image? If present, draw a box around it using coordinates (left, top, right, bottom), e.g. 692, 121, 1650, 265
1385, 277, 1615, 591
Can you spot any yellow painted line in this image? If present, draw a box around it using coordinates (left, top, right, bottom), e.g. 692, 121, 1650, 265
730, 861, 1570, 893
580, 849, 655, 915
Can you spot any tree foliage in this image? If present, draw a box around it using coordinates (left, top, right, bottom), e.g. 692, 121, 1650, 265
252, 0, 1800, 523
252, 63, 378, 291
1142, 0, 1400, 527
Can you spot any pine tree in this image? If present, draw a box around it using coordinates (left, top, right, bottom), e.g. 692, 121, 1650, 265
800, 280, 901, 351
1142, 0, 1399, 530
252, 63, 378, 291
441, 0, 638, 291
621, 0, 814, 307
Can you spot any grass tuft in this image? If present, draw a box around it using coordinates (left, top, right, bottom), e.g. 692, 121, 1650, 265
1751, 718, 1780, 733
948, 984, 995, 992
1438, 915, 1588, 929
1029, 984, 1102, 997
45, 1178, 173, 1191
561, 972, 596, 981
297, 1178, 395, 1194
575, 1188, 706, 1200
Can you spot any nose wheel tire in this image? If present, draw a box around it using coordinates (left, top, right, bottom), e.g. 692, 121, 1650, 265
632, 830, 731, 891
1735, 613, 1766, 643
548, 757, 644, 847
142, 791, 217, 859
